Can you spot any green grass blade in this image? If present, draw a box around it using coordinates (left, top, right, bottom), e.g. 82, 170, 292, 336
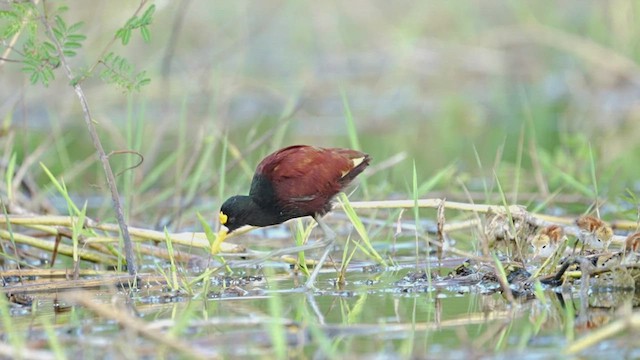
413, 159, 421, 233
42, 316, 65, 360
532, 280, 547, 306
564, 296, 575, 342
0, 201, 23, 265
40, 162, 81, 215
472, 145, 490, 200
197, 212, 218, 253
164, 228, 179, 290
50, 115, 73, 172
341, 90, 361, 151
338, 193, 386, 266
538, 155, 595, 197
416, 164, 456, 196
413, 160, 423, 271
0, 284, 23, 352
556, 170, 595, 198
414, 160, 432, 284
512, 123, 525, 204
71, 201, 88, 264
218, 135, 228, 205
185, 136, 216, 204
493, 170, 523, 258
197, 212, 229, 271
347, 293, 367, 325
589, 143, 599, 206
138, 152, 178, 193
341, 90, 369, 197
265, 267, 287, 360
5, 152, 16, 201
492, 253, 510, 291
294, 219, 313, 274
170, 301, 198, 338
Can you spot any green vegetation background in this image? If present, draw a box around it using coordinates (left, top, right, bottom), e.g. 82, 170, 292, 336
3, 0, 640, 226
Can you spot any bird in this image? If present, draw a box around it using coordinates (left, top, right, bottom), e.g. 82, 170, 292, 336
625, 232, 640, 253
596, 232, 640, 268
216, 145, 371, 288
531, 224, 566, 259
575, 215, 614, 251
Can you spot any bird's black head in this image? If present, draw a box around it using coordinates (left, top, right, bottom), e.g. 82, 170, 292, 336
219, 195, 256, 234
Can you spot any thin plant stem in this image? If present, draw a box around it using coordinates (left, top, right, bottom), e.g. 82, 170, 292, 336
40, 0, 137, 275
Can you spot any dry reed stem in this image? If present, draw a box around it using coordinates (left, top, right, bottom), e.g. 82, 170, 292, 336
0, 229, 116, 264
0, 268, 112, 277
92, 223, 243, 252
565, 311, 640, 354
2, 197, 628, 266
610, 219, 640, 231
148, 309, 513, 335
3, 215, 244, 253
19, 224, 119, 256
349, 199, 512, 212
348, 199, 561, 224
0, 343, 54, 360
348, 199, 548, 228
0, 274, 141, 293
347, 199, 627, 246
442, 219, 481, 232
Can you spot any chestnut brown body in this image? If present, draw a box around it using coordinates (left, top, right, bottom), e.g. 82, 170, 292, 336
252, 145, 369, 222
219, 145, 371, 236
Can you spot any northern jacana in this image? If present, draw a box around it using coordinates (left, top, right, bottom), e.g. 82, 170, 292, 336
596, 232, 640, 268
531, 224, 566, 258
575, 215, 613, 250
625, 232, 640, 253
217, 145, 370, 288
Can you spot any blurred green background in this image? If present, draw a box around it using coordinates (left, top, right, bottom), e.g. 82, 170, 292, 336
3, 0, 640, 226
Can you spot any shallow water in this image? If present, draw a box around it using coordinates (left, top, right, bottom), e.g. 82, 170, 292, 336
5, 244, 640, 359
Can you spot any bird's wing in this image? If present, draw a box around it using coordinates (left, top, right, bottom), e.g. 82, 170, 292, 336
252, 146, 354, 214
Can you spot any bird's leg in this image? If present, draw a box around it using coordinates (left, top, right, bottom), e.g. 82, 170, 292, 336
227, 240, 328, 267
315, 216, 337, 240
304, 216, 337, 289
227, 218, 336, 268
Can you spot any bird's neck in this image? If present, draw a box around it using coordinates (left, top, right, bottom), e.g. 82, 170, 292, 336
243, 196, 283, 227
249, 174, 278, 207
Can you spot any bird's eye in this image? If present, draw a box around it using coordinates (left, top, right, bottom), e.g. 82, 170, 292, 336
542, 245, 547, 249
